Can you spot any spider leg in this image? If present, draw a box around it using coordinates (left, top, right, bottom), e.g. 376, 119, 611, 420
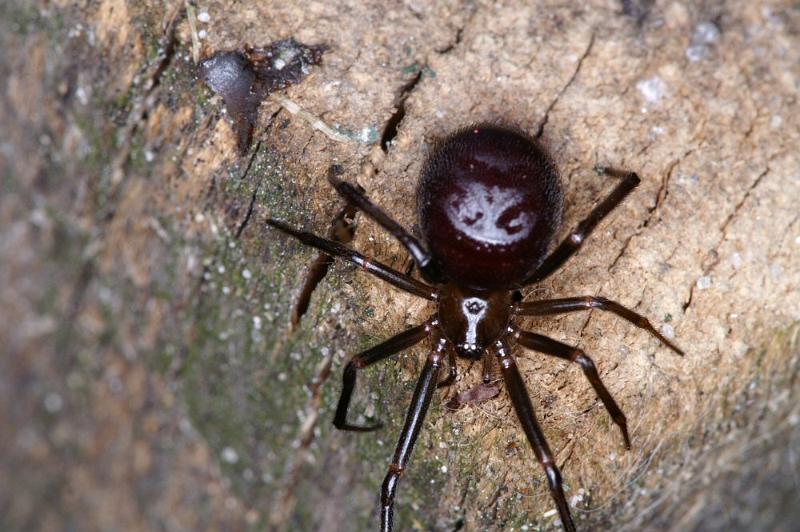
381, 346, 445, 532
482, 351, 495, 384
523, 167, 640, 285
327, 168, 441, 283
515, 296, 684, 355
495, 341, 576, 532
334, 324, 431, 432
516, 330, 631, 449
436, 348, 457, 388
266, 220, 436, 301
290, 202, 359, 330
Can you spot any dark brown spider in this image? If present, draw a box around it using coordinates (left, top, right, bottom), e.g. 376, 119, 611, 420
267, 124, 683, 532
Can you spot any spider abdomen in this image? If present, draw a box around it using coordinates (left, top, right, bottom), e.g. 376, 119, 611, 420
418, 125, 563, 290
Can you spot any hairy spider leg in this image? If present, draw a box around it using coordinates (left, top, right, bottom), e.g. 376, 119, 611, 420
524, 167, 640, 285
334, 324, 431, 432
482, 352, 495, 384
266, 220, 436, 301
290, 168, 368, 329
327, 170, 441, 283
495, 340, 576, 532
381, 347, 446, 532
516, 330, 630, 449
437, 348, 458, 388
515, 296, 684, 355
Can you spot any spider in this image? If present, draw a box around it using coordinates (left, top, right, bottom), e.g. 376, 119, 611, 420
267, 124, 683, 532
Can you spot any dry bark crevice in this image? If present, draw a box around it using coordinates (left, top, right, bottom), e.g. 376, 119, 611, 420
234, 140, 264, 239
108, 6, 182, 196
608, 147, 695, 272
536, 32, 596, 139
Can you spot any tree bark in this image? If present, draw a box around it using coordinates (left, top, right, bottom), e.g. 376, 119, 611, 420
1, 1, 798, 531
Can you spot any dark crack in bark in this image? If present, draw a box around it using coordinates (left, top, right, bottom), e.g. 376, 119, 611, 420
435, 4, 477, 55
535, 33, 595, 139
380, 69, 423, 151
646, 149, 695, 225
715, 164, 770, 244
234, 141, 264, 239
608, 149, 693, 271
435, 26, 464, 54
683, 162, 773, 312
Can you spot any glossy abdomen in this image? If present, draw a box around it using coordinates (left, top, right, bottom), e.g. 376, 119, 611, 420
418, 125, 563, 290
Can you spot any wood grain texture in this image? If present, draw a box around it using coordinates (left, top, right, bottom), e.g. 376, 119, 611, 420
1, 1, 798, 531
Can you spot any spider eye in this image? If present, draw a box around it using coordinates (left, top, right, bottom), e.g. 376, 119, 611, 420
458, 343, 481, 357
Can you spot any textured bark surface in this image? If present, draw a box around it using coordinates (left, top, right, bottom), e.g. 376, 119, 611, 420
1, 1, 798, 531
